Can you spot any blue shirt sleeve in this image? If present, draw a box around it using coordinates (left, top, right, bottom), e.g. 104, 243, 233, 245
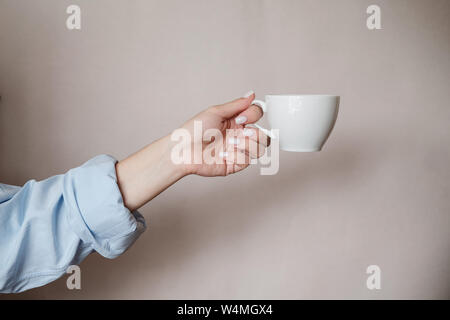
0, 155, 146, 293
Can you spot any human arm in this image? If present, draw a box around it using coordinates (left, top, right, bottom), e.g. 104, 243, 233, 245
116, 91, 269, 211
0, 92, 268, 293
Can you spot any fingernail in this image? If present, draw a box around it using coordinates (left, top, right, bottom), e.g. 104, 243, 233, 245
228, 137, 240, 145
219, 151, 228, 158
243, 128, 255, 137
235, 116, 247, 124
243, 90, 254, 98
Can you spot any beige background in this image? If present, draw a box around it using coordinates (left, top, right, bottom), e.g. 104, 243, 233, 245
0, 0, 449, 299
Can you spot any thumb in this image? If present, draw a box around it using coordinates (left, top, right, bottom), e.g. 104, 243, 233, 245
212, 91, 255, 118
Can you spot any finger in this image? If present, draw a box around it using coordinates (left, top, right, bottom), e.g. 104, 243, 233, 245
229, 162, 250, 175
211, 91, 255, 118
226, 154, 250, 175
217, 149, 250, 176
234, 128, 271, 147
220, 147, 251, 165
227, 136, 266, 159
238, 139, 266, 159
234, 104, 264, 125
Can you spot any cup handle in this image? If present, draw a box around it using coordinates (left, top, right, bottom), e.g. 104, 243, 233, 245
251, 99, 276, 139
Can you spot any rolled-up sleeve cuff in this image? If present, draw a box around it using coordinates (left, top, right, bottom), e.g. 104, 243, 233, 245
63, 155, 146, 259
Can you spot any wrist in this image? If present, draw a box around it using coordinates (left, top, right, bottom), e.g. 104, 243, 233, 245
116, 134, 190, 211
160, 134, 192, 178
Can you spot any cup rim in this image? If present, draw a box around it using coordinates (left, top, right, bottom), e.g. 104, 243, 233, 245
266, 94, 339, 98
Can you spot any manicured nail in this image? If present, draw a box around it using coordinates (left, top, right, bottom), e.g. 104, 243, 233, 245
228, 137, 240, 145
243, 128, 255, 137
243, 90, 254, 98
235, 116, 247, 125
219, 151, 228, 158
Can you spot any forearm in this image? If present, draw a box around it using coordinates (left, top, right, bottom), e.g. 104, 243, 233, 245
115, 134, 187, 211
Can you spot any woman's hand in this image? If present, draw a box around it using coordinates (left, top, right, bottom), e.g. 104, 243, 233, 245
179, 91, 270, 176
116, 92, 270, 211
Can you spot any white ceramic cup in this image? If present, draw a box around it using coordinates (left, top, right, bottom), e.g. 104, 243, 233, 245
252, 95, 340, 152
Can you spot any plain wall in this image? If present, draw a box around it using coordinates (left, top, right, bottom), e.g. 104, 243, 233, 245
0, 0, 449, 299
